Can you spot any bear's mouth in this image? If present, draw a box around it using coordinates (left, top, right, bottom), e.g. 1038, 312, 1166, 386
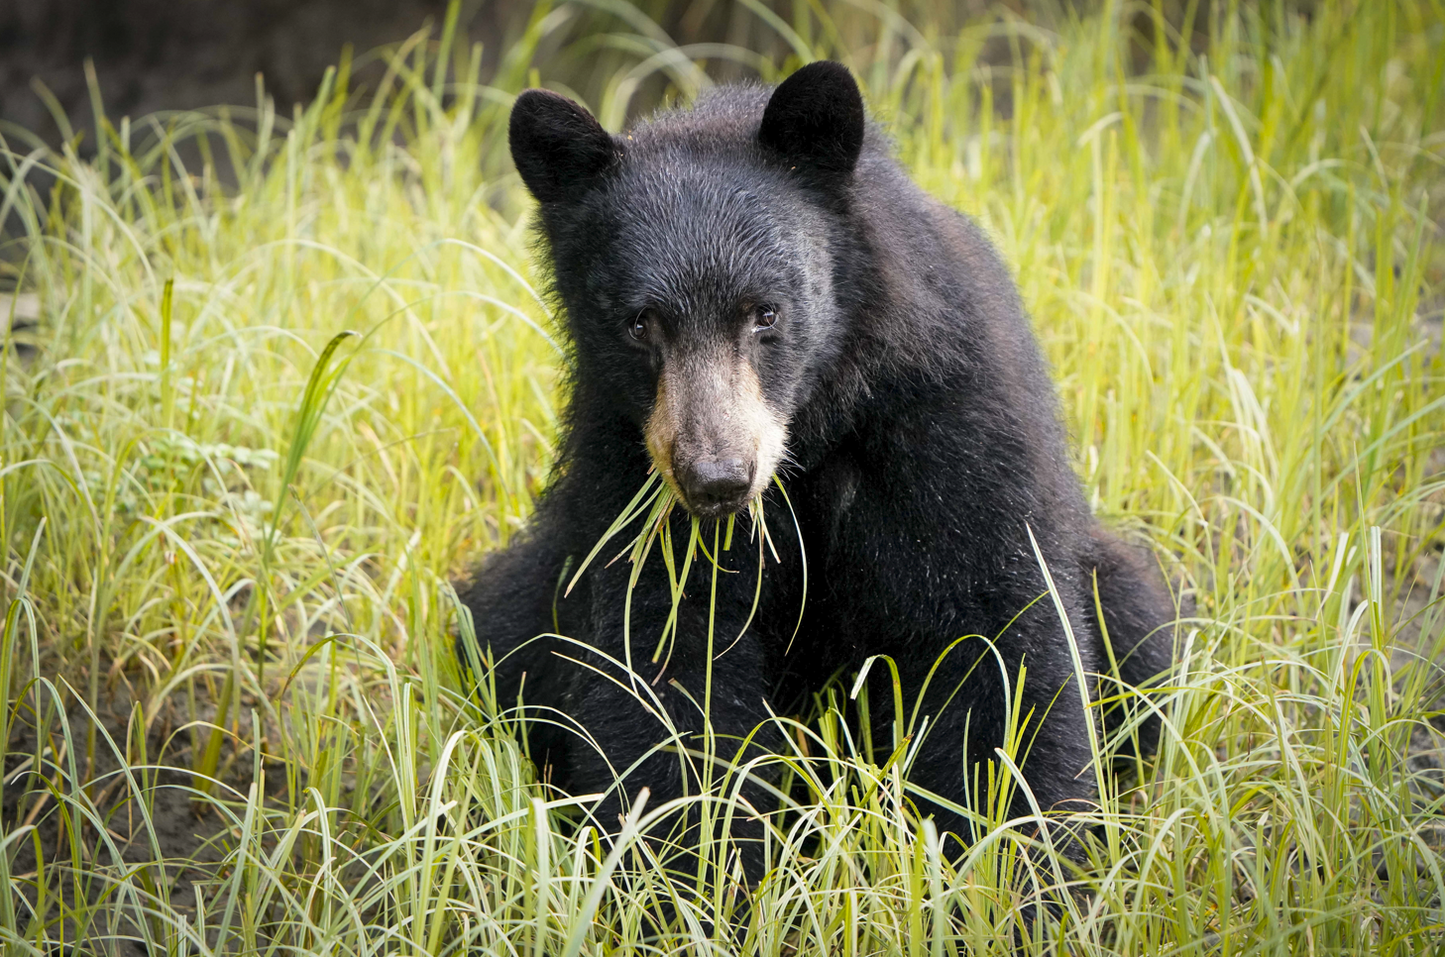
644, 351, 787, 519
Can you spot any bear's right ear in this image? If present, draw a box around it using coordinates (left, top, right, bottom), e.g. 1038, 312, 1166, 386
758, 61, 865, 184
509, 89, 619, 204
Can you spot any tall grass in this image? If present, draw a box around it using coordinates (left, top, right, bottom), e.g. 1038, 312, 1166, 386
2, 0, 1443, 953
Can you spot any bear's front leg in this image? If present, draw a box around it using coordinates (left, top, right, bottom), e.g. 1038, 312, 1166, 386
891, 588, 1102, 859
565, 547, 781, 880
455, 519, 588, 780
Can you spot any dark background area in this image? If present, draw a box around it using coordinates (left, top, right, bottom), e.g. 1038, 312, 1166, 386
1, 0, 1033, 149
1, 0, 481, 143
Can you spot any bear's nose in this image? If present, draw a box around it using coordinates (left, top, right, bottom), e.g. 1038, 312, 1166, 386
679, 457, 753, 513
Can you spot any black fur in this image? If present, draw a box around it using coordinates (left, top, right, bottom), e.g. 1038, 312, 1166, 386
459, 62, 1177, 872
509, 89, 621, 205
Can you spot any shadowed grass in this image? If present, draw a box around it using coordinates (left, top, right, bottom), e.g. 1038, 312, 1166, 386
2, 0, 1443, 953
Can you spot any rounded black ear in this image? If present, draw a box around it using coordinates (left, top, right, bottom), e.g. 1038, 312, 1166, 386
758, 61, 865, 181
509, 89, 619, 204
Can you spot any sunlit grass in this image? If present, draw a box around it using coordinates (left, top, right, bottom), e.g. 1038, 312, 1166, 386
2, 0, 1443, 953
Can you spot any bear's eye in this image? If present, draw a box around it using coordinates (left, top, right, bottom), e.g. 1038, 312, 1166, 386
629, 313, 651, 342
752, 304, 779, 332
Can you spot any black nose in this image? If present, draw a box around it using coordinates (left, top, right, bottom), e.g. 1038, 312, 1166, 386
679, 457, 752, 513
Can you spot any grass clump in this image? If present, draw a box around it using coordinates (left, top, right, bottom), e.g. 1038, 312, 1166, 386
2, 0, 1444, 953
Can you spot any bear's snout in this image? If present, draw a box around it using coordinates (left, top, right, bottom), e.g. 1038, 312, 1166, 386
677, 456, 753, 516
644, 346, 788, 518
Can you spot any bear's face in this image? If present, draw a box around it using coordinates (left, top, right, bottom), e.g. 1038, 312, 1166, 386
510, 63, 865, 519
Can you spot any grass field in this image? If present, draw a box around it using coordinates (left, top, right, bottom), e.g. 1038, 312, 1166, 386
3, 0, 1444, 953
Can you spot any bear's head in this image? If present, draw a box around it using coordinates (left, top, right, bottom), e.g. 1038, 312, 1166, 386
509, 62, 866, 519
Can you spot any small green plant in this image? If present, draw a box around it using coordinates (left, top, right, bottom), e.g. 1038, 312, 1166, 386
1, 0, 1442, 954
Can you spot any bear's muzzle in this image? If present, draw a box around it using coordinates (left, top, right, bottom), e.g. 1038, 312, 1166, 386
644, 346, 787, 518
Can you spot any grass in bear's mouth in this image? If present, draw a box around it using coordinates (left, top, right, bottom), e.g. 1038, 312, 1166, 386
2, 0, 1444, 954
562, 471, 796, 681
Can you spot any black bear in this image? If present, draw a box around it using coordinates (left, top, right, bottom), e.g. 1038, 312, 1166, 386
458, 61, 1176, 868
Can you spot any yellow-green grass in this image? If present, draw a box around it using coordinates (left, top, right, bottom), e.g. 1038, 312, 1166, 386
2, 0, 1443, 953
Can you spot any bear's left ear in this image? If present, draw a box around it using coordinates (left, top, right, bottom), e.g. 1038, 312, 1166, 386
758, 61, 865, 183
510, 89, 620, 204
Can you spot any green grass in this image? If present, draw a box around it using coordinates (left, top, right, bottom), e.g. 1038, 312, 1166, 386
3, 0, 1444, 953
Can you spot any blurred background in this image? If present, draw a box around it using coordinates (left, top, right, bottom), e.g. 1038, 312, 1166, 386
2, 0, 1128, 148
